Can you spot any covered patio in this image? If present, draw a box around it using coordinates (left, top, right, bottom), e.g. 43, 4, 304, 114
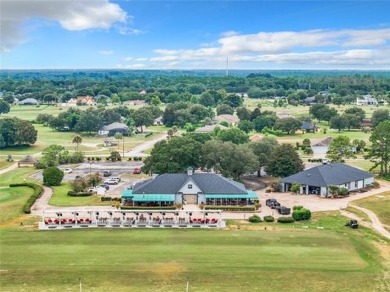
122, 190, 175, 207
205, 191, 258, 206
39, 209, 224, 229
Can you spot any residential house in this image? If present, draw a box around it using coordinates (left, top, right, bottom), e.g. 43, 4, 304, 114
215, 114, 240, 126
277, 111, 291, 119
98, 122, 129, 136
195, 124, 228, 133
280, 163, 374, 197
249, 134, 264, 142
122, 167, 258, 206
301, 121, 318, 133
311, 137, 333, 154
19, 98, 39, 105
67, 96, 96, 106
356, 94, 378, 106
153, 116, 163, 126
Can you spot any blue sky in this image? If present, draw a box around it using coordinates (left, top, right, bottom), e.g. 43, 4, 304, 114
1, 0, 390, 69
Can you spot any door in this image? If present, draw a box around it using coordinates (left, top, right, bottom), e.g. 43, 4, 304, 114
183, 194, 198, 204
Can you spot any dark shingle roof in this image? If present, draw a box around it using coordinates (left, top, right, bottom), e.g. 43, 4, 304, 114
281, 163, 374, 187
101, 122, 128, 131
133, 173, 247, 194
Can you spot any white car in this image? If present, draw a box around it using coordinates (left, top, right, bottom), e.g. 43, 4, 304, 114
63, 168, 72, 174
104, 179, 119, 185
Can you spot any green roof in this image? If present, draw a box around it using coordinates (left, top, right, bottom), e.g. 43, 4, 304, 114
247, 191, 259, 199
122, 190, 133, 198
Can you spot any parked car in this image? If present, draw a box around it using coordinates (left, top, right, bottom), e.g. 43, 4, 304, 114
103, 170, 112, 177
266, 198, 280, 209
133, 167, 142, 174
75, 175, 83, 179
111, 176, 121, 182
88, 187, 98, 193
63, 168, 72, 174
276, 206, 291, 215
104, 179, 119, 185
99, 184, 110, 190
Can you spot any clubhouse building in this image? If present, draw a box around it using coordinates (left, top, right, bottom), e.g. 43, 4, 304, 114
281, 163, 374, 197
122, 167, 258, 206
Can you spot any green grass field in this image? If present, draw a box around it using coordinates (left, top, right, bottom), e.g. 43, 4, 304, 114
0, 167, 38, 187
49, 183, 112, 206
352, 191, 390, 228
0, 226, 387, 292
0, 187, 33, 225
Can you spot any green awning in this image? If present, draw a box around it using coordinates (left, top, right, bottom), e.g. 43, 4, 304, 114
122, 190, 133, 198
205, 194, 249, 199
247, 191, 259, 199
132, 194, 175, 202
205, 191, 258, 200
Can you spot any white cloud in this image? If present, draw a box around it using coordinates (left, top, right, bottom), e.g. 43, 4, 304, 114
124, 57, 134, 61
146, 28, 390, 68
98, 50, 113, 55
1, 0, 127, 51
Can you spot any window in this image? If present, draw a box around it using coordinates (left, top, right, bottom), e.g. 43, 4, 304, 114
188, 184, 192, 189
355, 181, 358, 188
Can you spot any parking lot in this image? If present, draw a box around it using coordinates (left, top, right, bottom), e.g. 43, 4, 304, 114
30, 161, 147, 196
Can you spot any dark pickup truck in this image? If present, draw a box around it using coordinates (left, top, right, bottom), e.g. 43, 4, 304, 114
266, 198, 281, 209
276, 206, 291, 215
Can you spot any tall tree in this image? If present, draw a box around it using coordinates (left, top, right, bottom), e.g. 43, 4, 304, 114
330, 115, 348, 132
72, 135, 82, 151
201, 140, 258, 179
265, 144, 304, 177
327, 135, 356, 162
142, 136, 202, 174
365, 121, 390, 176
0, 100, 10, 114
371, 109, 390, 127
218, 128, 249, 144
274, 117, 301, 134
249, 137, 278, 176
132, 107, 154, 133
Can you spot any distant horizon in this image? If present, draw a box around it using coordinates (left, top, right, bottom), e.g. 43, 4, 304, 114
1, 1, 389, 70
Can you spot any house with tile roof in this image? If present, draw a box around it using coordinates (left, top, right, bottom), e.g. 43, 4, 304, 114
122, 167, 258, 206
281, 163, 374, 197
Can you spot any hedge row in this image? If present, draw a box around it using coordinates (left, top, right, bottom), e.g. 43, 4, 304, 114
144, 132, 153, 138
101, 197, 121, 202
120, 206, 176, 210
277, 217, 295, 223
10, 183, 44, 214
204, 206, 256, 211
67, 191, 92, 197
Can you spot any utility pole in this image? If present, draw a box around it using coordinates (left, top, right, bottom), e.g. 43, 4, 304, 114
122, 135, 125, 158
79, 278, 82, 292
186, 276, 189, 292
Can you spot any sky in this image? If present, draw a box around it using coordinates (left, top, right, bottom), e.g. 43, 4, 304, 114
1, 0, 390, 70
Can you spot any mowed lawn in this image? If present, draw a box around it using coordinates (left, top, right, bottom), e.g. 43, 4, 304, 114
0, 187, 33, 225
0, 227, 386, 292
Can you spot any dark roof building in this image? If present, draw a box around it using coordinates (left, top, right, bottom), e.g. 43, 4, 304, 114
122, 167, 258, 205
19, 98, 39, 105
301, 121, 318, 133
98, 122, 129, 136
281, 163, 374, 197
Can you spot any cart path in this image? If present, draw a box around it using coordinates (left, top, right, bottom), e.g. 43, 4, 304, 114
349, 204, 390, 240
0, 163, 18, 175
31, 186, 53, 215
127, 133, 167, 157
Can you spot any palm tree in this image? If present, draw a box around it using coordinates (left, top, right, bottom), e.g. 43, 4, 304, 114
72, 135, 82, 152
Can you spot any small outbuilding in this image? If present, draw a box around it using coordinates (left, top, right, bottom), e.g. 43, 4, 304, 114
18, 155, 37, 168
280, 163, 374, 197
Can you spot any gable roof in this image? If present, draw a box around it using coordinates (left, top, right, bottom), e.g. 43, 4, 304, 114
215, 114, 240, 124
195, 124, 228, 133
312, 137, 333, 147
19, 98, 38, 104
18, 155, 37, 164
101, 122, 128, 131
302, 121, 317, 130
133, 173, 247, 194
281, 163, 374, 187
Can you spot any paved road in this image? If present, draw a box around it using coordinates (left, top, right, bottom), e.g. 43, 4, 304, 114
127, 133, 167, 157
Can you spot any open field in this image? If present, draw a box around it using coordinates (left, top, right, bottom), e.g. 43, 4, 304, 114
1, 223, 388, 292
0, 167, 38, 187
0, 187, 33, 225
49, 183, 112, 207
352, 191, 390, 229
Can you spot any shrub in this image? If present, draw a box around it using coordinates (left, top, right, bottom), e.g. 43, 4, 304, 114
337, 187, 349, 197
9, 183, 44, 214
263, 215, 274, 222
43, 166, 64, 186
291, 183, 300, 194
292, 208, 311, 221
175, 203, 183, 209
67, 191, 92, 197
249, 215, 262, 223
120, 206, 176, 210
34, 161, 47, 169
277, 217, 295, 223
254, 203, 261, 210
293, 205, 304, 210
204, 206, 256, 211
